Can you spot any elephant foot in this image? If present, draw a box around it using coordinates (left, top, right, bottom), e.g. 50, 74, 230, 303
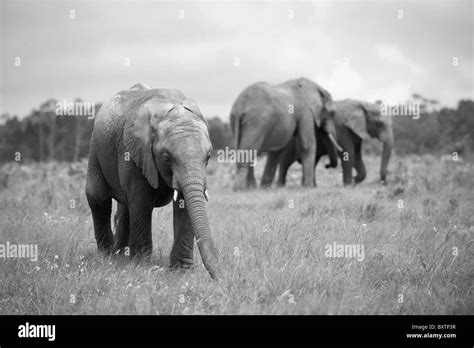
97, 248, 113, 258
302, 182, 316, 188
96, 233, 114, 254
130, 246, 153, 263
170, 258, 194, 270
97, 243, 113, 255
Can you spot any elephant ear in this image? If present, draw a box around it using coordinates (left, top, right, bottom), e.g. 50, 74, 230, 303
123, 101, 174, 189
298, 79, 333, 127
358, 101, 386, 138
316, 84, 333, 108
337, 99, 370, 140
359, 101, 381, 122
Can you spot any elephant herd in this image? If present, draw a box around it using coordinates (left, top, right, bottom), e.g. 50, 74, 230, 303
86, 79, 393, 279
231, 77, 393, 190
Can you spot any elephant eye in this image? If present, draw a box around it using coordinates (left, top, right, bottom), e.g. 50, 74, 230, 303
162, 152, 172, 163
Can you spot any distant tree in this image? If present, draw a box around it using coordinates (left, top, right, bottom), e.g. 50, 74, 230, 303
437, 99, 474, 154
0, 96, 470, 163
207, 117, 232, 154
391, 94, 441, 155
40, 99, 58, 161
30, 109, 46, 161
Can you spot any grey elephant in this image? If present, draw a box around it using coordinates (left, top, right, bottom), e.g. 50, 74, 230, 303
278, 99, 393, 186
230, 77, 341, 191
86, 83, 219, 279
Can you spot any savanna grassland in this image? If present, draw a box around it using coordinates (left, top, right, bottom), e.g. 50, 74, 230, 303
0, 154, 473, 315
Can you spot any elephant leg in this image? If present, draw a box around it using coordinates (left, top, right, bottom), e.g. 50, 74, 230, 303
233, 164, 247, 191
340, 147, 355, 186
170, 194, 194, 269
86, 159, 114, 252
298, 126, 316, 187
128, 204, 153, 258
247, 165, 257, 189
261, 149, 285, 188
234, 163, 257, 191
277, 162, 291, 187
353, 141, 366, 184
234, 163, 256, 190
113, 203, 130, 254
277, 145, 295, 187
315, 154, 322, 167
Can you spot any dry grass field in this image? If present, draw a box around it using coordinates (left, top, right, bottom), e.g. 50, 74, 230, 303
0, 154, 473, 314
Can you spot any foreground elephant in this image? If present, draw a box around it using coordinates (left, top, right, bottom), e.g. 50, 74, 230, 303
278, 99, 393, 186
86, 83, 219, 279
230, 77, 340, 190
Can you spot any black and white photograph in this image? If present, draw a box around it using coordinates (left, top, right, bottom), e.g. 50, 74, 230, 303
0, 0, 473, 345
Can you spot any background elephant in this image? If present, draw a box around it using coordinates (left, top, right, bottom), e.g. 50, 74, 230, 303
278, 99, 393, 186
230, 77, 340, 190
277, 127, 339, 187
86, 83, 219, 279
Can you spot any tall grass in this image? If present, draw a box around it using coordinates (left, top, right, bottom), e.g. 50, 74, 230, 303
0, 155, 473, 314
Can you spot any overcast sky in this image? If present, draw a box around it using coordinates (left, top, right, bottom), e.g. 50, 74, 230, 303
1, 0, 472, 119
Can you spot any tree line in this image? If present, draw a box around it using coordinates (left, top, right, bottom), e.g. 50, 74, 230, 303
0, 95, 472, 163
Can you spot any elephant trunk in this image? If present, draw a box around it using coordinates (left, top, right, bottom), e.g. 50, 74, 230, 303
180, 167, 219, 279
379, 128, 393, 183
321, 132, 338, 168
323, 119, 342, 168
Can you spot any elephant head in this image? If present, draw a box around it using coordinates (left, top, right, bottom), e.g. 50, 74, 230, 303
123, 91, 219, 278
335, 99, 393, 183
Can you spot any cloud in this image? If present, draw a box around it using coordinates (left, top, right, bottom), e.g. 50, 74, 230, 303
369, 82, 413, 104
375, 43, 425, 74
319, 63, 366, 100
0, 1, 471, 118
